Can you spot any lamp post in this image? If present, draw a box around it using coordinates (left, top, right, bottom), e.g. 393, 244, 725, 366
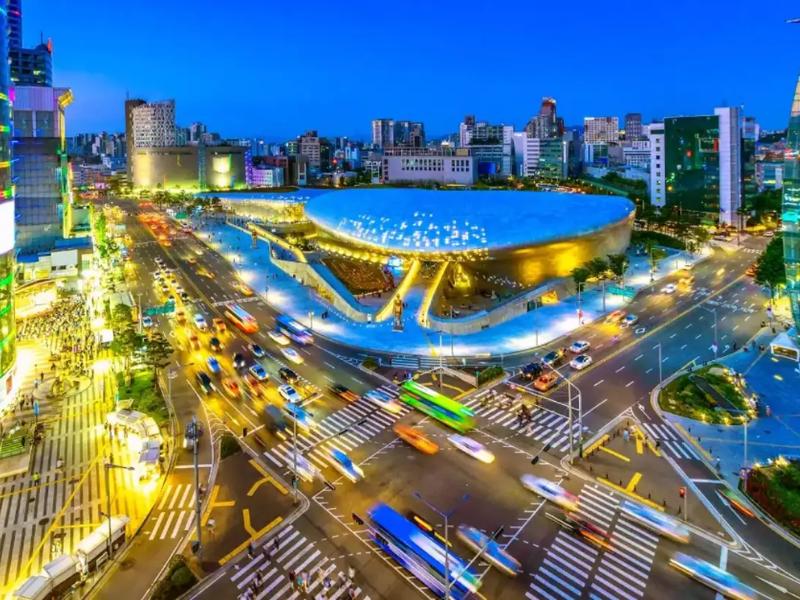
542, 361, 583, 461
187, 415, 203, 556
308, 310, 315, 331
576, 282, 586, 326
412, 492, 470, 599
103, 458, 134, 560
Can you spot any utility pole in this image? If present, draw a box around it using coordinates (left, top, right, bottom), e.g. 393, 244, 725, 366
292, 411, 299, 504
439, 332, 444, 390
192, 415, 202, 557
103, 459, 133, 560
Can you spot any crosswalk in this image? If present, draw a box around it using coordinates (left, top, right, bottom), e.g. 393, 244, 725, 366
262, 385, 407, 473
228, 525, 369, 600
144, 482, 197, 541
638, 422, 701, 460
527, 485, 659, 600
464, 392, 587, 453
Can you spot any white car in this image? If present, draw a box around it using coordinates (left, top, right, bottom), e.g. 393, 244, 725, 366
280, 347, 304, 364
569, 340, 590, 354
278, 384, 302, 404
621, 314, 639, 328
193, 314, 208, 331
268, 330, 291, 346
661, 283, 677, 294
448, 434, 495, 464
287, 450, 320, 482
364, 389, 402, 414
142, 315, 153, 328
569, 355, 593, 370
520, 475, 579, 512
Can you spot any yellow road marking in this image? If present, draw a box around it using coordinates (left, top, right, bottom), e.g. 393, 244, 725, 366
248, 459, 288, 495
598, 446, 631, 462
219, 515, 283, 565
598, 476, 663, 511
584, 434, 610, 456
635, 431, 644, 455
626, 472, 643, 492
201, 485, 235, 527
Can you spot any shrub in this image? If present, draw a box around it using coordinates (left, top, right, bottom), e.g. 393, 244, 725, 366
220, 434, 241, 460
151, 555, 197, 600
477, 365, 505, 385
361, 357, 379, 370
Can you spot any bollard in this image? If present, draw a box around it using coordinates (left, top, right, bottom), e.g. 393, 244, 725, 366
663, 499, 667, 507
620, 479, 623, 486
589, 465, 593, 473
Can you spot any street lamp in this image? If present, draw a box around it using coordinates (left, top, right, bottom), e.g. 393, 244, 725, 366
576, 282, 587, 326
308, 310, 315, 331
103, 458, 134, 560
541, 361, 583, 461
412, 492, 470, 599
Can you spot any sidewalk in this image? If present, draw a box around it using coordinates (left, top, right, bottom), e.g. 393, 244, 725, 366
192, 217, 707, 357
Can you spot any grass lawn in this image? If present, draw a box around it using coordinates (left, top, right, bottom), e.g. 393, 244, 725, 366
660, 364, 751, 424
745, 459, 800, 535
116, 369, 169, 426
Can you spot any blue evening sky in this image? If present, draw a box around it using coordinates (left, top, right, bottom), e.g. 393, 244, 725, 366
24, 0, 800, 140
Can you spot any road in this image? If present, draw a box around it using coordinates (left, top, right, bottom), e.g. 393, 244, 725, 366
111, 203, 799, 600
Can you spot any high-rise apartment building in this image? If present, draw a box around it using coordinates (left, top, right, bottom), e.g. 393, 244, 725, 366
372, 118, 394, 149
648, 124, 665, 207
0, 5, 18, 412
741, 116, 759, 207
525, 97, 562, 139
131, 100, 176, 148
783, 77, 800, 337
8, 0, 22, 49
655, 108, 741, 224
624, 113, 644, 141
371, 118, 424, 149
298, 130, 321, 170
584, 117, 619, 143
124, 98, 145, 174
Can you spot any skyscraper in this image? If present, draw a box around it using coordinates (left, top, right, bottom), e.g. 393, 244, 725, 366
525, 97, 561, 139
783, 77, 800, 335
7, 0, 52, 87
584, 117, 619, 143
131, 100, 177, 148
0, 4, 18, 412
124, 98, 145, 175
371, 118, 394, 149
624, 113, 644, 141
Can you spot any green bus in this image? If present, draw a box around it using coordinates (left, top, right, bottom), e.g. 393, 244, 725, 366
399, 380, 475, 432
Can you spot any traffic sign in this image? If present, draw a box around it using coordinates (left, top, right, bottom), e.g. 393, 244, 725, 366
608, 285, 636, 299
144, 299, 176, 316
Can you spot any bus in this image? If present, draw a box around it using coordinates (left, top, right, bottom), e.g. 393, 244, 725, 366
399, 380, 475, 432
224, 304, 259, 334
368, 503, 479, 600
275, 314, 314, 345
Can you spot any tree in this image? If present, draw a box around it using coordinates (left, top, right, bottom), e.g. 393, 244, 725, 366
117, 325, 145, 374
142, 332, 174, 387
754, 235, 786, 305
111, 304, 133, 333
585, 257, 609, 280
571, 266, 590, 293
607, 253, 629, 284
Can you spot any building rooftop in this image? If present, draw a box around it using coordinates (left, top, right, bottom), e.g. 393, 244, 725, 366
305, 188, 634, 255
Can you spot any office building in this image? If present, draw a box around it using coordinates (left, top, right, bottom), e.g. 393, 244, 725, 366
381, 147, 475, 185
371, 118, 425, 149
624, 113, 644, 141
648, 123, 665, 207
623, 140, 651, 169
298, 130, 321, 170
526, 97, 562, 139
8, 0, 51, 87
0, 6, 17, 413
372, 118, 394, 149
124, 98, 145, 173
131, 145, 247, 190
584, 117, 619, 143
782, 76, 800, 336
131, 100, 176, 149
460, 119, 514, 177
523, 137, 567, 179
741, 116, 758, 206
656, 108, 741, 224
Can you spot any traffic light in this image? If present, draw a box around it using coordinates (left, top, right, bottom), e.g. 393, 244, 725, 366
679, 486, 686, 498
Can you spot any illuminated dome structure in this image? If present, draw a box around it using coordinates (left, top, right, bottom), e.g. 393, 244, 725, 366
305, 189, 635, 287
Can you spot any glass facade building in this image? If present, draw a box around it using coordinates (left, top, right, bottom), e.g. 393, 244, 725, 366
0, 5, 17, 407
783, 78, 800, 335
664, 116, 720, 218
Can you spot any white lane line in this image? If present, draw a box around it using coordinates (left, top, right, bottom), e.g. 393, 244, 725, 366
625, 380, 634, 388
634, 354, 643, 361
615, 366, 625, 373
593, 379, 605, 387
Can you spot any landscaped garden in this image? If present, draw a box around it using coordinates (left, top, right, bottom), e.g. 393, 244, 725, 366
745, 457, 800, 535
660, 364, 753, 424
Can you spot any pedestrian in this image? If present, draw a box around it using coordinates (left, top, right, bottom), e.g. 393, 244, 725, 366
261, 545, 271, 562
301, 571, 309, 592
323, 575, 332, 591
273, 537, 280, 553
247, 541, 254, 559
32, 471, 40, 484
288, 570, 296, 589
347, 565, 355, 580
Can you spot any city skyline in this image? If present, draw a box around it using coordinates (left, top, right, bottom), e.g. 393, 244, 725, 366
24, 0, 800, 139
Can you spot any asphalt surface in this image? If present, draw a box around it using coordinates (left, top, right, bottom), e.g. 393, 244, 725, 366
107, 201, 800, 600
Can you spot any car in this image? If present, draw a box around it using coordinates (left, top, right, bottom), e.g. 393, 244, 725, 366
569, 355, 593, 370
520, 475, 579, 512
267, 330, 290, 346
394, 424, 439, 455
176, 310, 186, 324
563, 513, 612, 550
605, 309, 626, 324
745, 264, 756, 277
188, 334, 200, 350
619, 500, 690, 543
195, 372, 214, 394
328, 448, 364, 483
330, 384, 359, 403
283, 402, 313, 432
541, 349, 565, 366
521, 362, 543, 380
456, 525, 521, 577
280, 347, 304, 364
249, 343, 265, 358
197, 267, 213, 278
142, 315, 153, 328
533, 371, 559, 392
206, 356, 221, 374
679, 276, 694, 287
661, 283, 677, 294
193, 314, 208, 331
249, 363, 269, 381
221, 378, 240, 396
209, 337, 223, 353
160, 284, 170, 295
569, 340, 590, 354
365, 389, 402, 414
243, 373, 264, 398
669, 553, 755, 600
187, 257, 197, 265
279, 367, 299, 383
212, 318, 226, 333
448, 434, 495, 463
180, 291, 190, 302
286, 450, 320, 482
620, 314, 639, 328
232, 352, 246, 369
278, 384, 302, 404
234, 281, 254, 297
182, 420, 203, 449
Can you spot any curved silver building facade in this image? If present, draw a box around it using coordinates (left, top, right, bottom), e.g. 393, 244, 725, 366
784, 77, 800, 336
